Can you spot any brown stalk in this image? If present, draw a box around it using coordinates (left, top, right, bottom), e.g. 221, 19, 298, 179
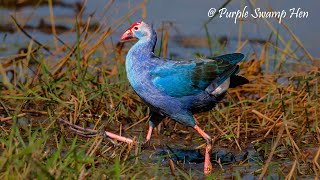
259, 126, 284, 179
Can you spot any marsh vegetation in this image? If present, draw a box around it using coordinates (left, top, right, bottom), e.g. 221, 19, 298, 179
0, 0, 319, 179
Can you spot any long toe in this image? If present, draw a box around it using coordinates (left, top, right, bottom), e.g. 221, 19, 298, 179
105, 131, 134, 144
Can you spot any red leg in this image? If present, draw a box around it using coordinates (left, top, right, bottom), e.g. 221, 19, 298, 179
141, 125, 153, 147
105, 131, 134, 144
194, 125, 212, 175
146, 125, 153, 142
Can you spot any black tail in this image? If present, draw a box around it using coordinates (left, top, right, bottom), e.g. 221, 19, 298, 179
229, 75, 249, 88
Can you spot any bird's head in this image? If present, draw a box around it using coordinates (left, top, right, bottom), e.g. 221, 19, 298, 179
120, 21, 152, 42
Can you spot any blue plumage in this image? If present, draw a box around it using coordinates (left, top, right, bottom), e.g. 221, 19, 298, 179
123, 24, 245, 127
121, 21, 248, 174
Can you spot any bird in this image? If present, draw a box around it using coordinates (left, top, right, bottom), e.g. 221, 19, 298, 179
120, 21, 248, 174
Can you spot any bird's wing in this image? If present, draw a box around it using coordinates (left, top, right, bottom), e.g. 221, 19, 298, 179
150, 54, 242, 97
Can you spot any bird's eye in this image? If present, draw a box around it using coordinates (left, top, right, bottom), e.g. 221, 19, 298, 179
134, 26, 139, 30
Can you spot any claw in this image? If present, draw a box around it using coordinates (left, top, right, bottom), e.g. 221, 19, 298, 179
141, 139, 151, 149
141, 125, 153, 149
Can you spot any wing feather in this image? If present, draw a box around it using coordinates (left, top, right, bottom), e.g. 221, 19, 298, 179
150, 54, 243, 97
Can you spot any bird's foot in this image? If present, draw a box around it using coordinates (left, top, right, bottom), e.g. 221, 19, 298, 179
204, 143, 213, 175
140, 125, 153, 149
204, 163, 213, 175
140, 139, 151, 149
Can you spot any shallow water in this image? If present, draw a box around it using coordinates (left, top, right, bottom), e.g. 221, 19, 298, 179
0, 0, 319, 58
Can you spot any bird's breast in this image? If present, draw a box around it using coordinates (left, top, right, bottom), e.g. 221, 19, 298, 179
125, 57, 151, 91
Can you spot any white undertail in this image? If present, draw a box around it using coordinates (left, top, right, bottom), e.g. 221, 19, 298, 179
211, 78, 230, 96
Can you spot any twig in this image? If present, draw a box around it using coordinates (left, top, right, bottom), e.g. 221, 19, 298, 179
0, 113, 26, 122
259, 126, 284, 180
10, 15, 52, 54
252, 109, 275, 123
285, 159, 297, 180
125, 115, 149, 131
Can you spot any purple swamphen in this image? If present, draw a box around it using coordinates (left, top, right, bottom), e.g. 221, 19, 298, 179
120, 21, 248, 174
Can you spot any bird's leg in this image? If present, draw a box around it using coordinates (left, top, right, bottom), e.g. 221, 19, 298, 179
142, 125, 153, 147
141, 125, 153, 148
143, 112, 163, 147
194, 125, 212, 175
146, 125, 153, 142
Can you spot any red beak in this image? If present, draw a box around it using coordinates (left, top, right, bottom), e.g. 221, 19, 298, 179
120, 30, 134, 41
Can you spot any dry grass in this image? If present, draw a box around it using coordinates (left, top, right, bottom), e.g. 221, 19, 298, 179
0, 0, 319, 179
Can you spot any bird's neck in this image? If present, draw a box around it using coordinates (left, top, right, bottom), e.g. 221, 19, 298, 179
125, 31, 156, 91
127, 29, 157, 59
